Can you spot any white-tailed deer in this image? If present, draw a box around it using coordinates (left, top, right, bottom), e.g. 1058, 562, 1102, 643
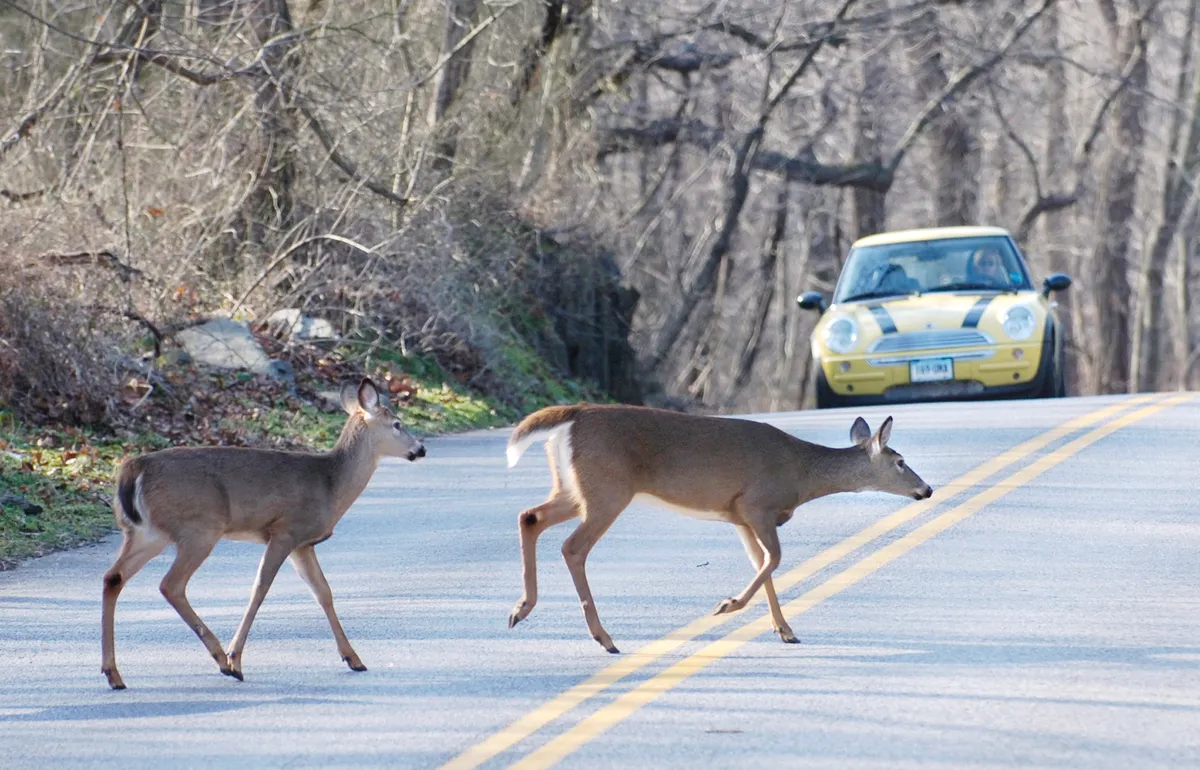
101, 378, 425, 690
505, 405, 932, 652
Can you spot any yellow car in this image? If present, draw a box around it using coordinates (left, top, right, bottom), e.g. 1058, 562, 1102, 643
797, 226, 1072, 409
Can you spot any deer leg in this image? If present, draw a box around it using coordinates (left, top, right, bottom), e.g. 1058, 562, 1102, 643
509, 494, 580, 628
289, 545, 365, 672
101, 529, 168, 689
561, 492, 630, 654
714, 517, 781, 617
225, 536, 294, 680
158, 533, 232, 677
734, 524, 797, 643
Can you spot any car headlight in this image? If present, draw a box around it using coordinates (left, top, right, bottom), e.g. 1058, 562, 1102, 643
1002, 306, 1036, 340
823, 317, 858, 354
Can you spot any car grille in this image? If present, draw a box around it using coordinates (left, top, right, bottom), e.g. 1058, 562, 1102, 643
868, 329, 993, 354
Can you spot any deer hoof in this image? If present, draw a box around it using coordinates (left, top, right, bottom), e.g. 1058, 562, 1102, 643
220, 666, 244, 681
508, 601, 531, 628
713, 597, 743, 615
592, 636, 620, 654
343, 656, 368, 672
103, 668, 126, 690
779, 631, 801, 644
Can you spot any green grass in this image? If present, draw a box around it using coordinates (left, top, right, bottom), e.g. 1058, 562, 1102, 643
0, 416, 126, 569
0, 327, 609, 570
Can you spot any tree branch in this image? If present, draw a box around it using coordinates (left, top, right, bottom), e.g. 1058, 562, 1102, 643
0, 188, 46, 203
1015, 7, 1150, 241
296, 103, 410, 208
0, 48, 93, 162
34, 250, 144, 282
598, 118, 893, 189
988, 78, 1043, 198
91, 49, 233, 86
887, 0, 1058, 172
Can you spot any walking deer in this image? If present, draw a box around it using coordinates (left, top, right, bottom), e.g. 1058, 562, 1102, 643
505, 404, 932, 652
101, 377, 425, 689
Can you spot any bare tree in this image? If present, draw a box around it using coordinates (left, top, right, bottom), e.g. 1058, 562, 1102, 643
904, 5, 980, 226
1091, 0, 1153, 394
242, 0, 300, 250
427, 0, 483, 173
1132, 0, 1199, 390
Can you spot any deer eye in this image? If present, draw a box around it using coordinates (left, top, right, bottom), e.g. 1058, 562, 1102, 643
896, 458, 906, 470
392, 421, 403, 431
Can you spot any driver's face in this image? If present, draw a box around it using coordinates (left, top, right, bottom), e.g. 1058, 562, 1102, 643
976, 251, 1003, 275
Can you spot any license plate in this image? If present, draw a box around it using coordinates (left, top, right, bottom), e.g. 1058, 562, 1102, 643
910, 358, 954, 383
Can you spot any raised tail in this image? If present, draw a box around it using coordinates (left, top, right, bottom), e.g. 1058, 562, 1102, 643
506, 404, 585, 468
114, 459, 144, 526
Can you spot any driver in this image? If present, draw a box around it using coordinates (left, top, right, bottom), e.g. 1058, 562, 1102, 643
966, 247, 1009, 288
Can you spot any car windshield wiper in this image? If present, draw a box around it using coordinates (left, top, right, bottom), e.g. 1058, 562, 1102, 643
927, 282, 1002, 293
839, 289, 918, 303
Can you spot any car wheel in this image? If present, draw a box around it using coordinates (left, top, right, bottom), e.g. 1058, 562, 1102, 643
1052, 351, 1067, 398
1037, 331, 1065, 399
813, 365, 840, 409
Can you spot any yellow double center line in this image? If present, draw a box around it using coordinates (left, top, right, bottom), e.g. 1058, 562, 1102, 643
441, 393, 1187, 770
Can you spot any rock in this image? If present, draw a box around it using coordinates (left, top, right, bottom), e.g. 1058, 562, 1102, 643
0, 492, 43, 516
175, 318, 288, 379
157, 348, 193, 367
265, 309, 337, 341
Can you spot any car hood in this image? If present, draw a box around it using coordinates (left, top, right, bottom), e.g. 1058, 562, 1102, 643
834, 292, 1039, 334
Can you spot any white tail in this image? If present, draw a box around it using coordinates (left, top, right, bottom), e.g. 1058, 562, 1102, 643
506, 425, 570, 468
100, 377, 425, 690
504, 404, 932, 652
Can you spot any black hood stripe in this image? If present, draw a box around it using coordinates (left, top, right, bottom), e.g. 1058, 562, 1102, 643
867, 304, 898, 334
961, 296, 994, 328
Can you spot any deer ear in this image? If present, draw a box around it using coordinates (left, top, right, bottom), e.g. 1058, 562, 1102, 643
340, 380, 361, 415
850, 416, 872, 445
876, 416, 893, 448
357, 378, 380, 412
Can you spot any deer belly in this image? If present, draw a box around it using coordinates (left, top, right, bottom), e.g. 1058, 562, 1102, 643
225, 530, 269, 544
631, 493, 729, 522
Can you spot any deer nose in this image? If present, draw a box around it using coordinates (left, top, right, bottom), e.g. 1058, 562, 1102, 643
408, 445, 426, 461
920, 485, 933, 499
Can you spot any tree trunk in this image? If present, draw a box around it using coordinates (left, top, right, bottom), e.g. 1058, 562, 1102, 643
242, 0, 299, 250
906, 8, 979, 226
114, 0, 162, 83
733, 181, 790, 390
1092, 11, 1148, 394
427, 0, 482, 174
1132, 0, 1198, 391
851, 1, 888, 238
650, 121, 764, 374
1039, 4, 1082, 393
1176, 223, 1195, 388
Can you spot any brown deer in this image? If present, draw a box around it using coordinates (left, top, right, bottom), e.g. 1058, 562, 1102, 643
505, 405, 932, 653
101, 377, 425, 690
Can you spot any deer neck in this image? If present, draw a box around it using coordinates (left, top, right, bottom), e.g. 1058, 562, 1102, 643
328, 416, 381, 519
793, 442, 872, 504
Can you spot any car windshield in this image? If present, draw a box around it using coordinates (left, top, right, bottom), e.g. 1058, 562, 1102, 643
833, 235, 1033, 303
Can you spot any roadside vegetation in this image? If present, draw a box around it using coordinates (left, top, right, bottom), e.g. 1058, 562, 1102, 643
5, 0, 1199, 567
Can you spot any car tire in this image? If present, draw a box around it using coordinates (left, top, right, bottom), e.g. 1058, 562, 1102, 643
813, 365, 840, 409
1037, 330, 1066, 399
1052, 350, 1067, 398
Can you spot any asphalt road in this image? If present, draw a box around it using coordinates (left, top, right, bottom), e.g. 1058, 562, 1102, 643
2, 394, 1198, 769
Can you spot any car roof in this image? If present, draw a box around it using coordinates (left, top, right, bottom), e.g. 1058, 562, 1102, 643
851, 225, 1013, 248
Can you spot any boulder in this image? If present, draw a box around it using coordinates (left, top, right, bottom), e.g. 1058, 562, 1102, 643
175, 318, 288, 379
265, 309, 337, 341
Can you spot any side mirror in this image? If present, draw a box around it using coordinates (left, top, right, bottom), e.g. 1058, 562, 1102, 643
797, 291, 827, 314
1042, 273, 1072, 298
